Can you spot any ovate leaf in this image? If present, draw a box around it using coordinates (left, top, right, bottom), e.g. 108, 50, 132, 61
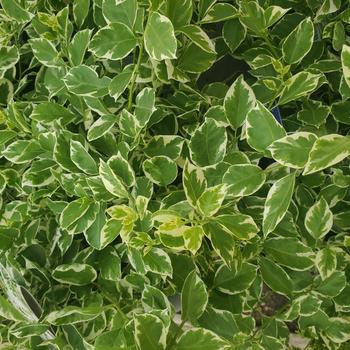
175, 328, 230, 350
64, 65, 110, 97
303, 134, 350, 175
315, 247, 337, 280
214, 263, 257, 295
102, 0, 137, 29
189, 118, 227, 167
144, 12, 177, 60
224, 75, 255, 129
52, 264, 97, 286
268, 132, 317, 169
134, 314, 167, 350
183, 161, 207, 208
90, 23, 137, 60
223, 164, 265, 197
99, 160, 129, 198
70, 140, 98, 175
178, 25, 215, 53
143, 156, 178, 186
246, 101, 286, 154
46, 306, 101, 325
263, 173, 295, 236
183, 226, 204, 254
0, 294, 26, 321
264, 237, 315, 271
215, 213, 259, 240
181, 270, 208, 322
279, 72, 321, 105
197, 184, 226, 217
341, 44, 350, 87
260, 257, 293, 297
305, 197, 333, 240
282, 17, 314, 64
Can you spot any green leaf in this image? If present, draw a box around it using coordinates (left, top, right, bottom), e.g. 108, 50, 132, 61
203, 221, 241, 271
305, 197, 333, 240
214, 263, 257, 295
183, 160, 207, 208
99, 160, 129, 198
315, 247, 337, 280
87, 115, 116, 141
278, 72, 321, 105
282, 17, 314, 64
223, 164, 266, 197
0, 0, 32, 23
29, 38, 61, 67
316, 271, 346, 297
264, 6, 290, 27
198, 306, 239, 340
165, 0, 193, 29
189, 118, 227, 167
200, 3, 237, 24
178, 25, 215, 53
90, 23, 137, 60
224, 75, 255, 129
60, 198, 90, 229
46, 306, 102, 325
183, 226, 204, 254
64, 65, 110, 97
143, 156, 178, 186
31, 102, 75, 125
324, 318, 350, 343
223, 19, 246, 53
268, 132, 317, 169
144, 135, 184, 159
52, 263, 97, 286
135, 87, 156, 127
73, 0, 90, 28
197, 184, 226, 217
99, 246, 122, 280
102, 0, 137, 29
297, 100, 329, 127
175, 328, 230, 350
108, 153, 135, 187
341, 44, 350, 87
239, 1, 266, 34
177, 43, 216, 73
303, 134, 350, 175
119, 109, 141, 138
260, 257, 293, 297
264, 237, 315, 271
70, 140, 98, 175
134, 314, 167, 350
246, 101, 286, 154
263, 173, 295, 236
215, 213, 259, 240
2, 140, 42, 164
143, 247, 173, 277
68, 29, 92, 66
181, 270, 208, 322
109, 66, 133, 101
144, 12, 177, 60
0, 46, 19, 73
0, 294, 26, 321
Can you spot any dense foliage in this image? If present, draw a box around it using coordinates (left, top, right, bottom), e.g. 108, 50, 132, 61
1, 0, 350, 349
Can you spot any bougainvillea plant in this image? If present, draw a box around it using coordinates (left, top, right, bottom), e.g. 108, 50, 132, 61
1, 0, 350, 349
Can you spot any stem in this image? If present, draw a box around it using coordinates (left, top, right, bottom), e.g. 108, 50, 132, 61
127, 42, 144, 111
262, 32, 279, 59
168, 319, 186, 349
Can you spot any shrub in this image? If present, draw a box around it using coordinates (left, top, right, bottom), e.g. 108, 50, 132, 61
1, 0, 350, 349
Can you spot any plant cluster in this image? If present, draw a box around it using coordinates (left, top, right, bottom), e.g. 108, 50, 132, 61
1, 0, 350, 349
